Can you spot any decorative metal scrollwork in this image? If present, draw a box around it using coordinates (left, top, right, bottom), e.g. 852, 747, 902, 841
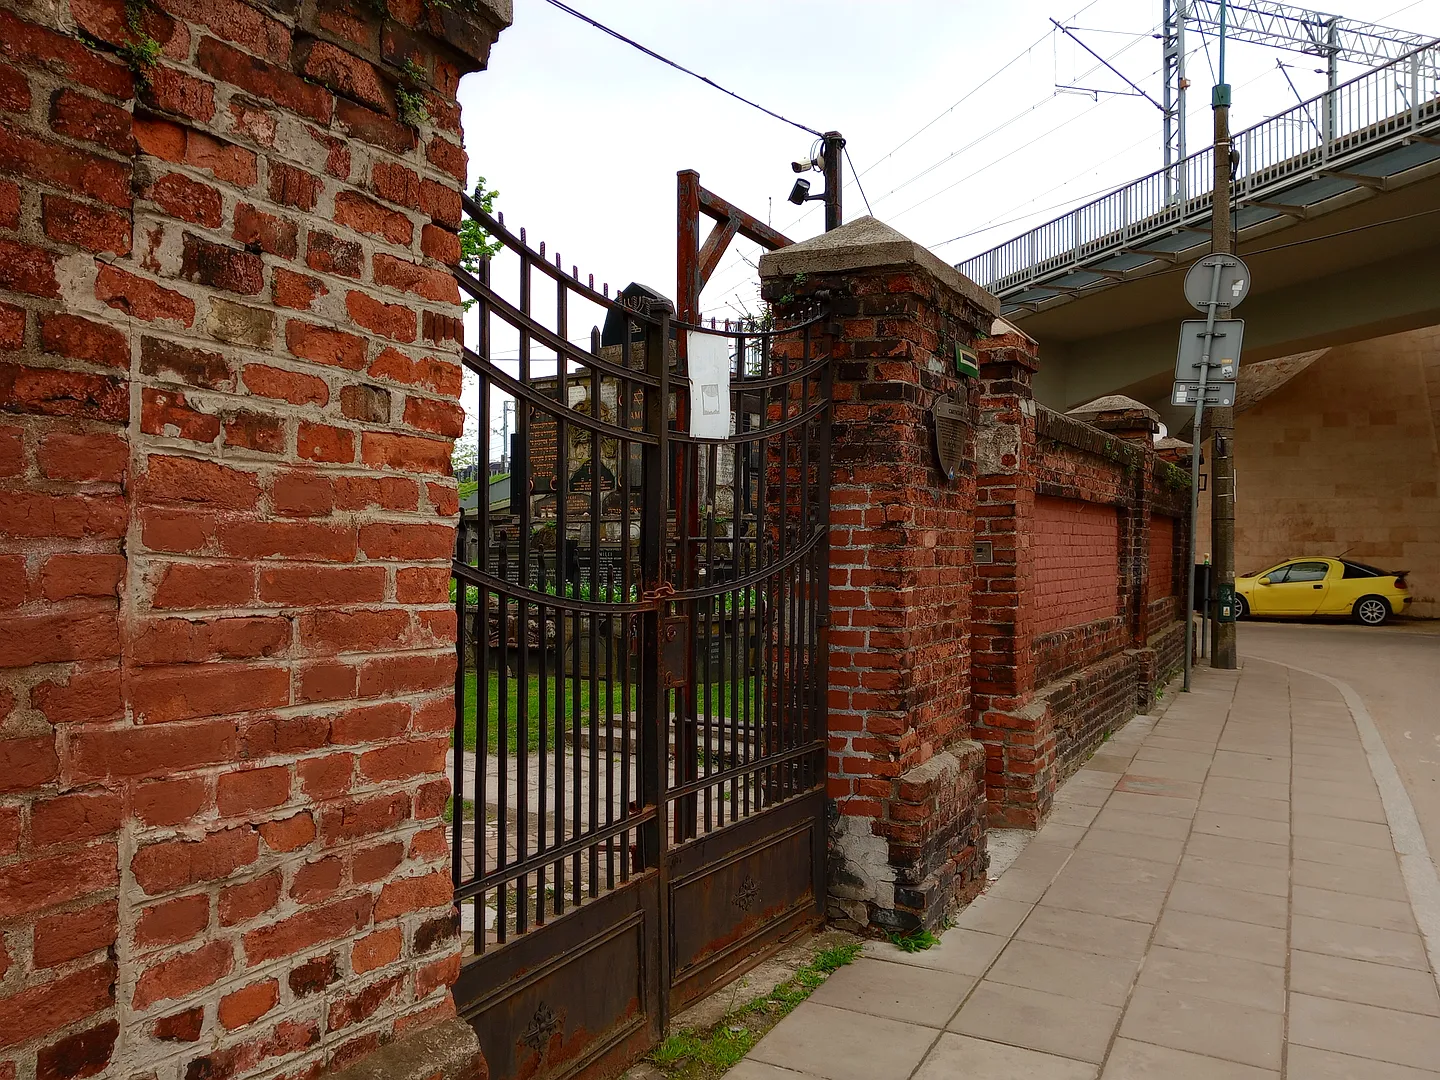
733, 874, 760, 912
522, 1002, 561, 1054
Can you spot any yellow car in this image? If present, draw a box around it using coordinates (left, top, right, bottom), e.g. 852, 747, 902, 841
1236, 557, 1412, 626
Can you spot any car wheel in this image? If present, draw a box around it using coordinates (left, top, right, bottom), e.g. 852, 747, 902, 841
1353, 595, 1390, 626
1235, 595, 1249, 619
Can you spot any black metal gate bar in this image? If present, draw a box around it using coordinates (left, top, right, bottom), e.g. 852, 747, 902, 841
451, 196, 831, 1080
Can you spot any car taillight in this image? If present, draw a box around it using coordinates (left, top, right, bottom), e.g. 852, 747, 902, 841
1395, 574, 1409, 590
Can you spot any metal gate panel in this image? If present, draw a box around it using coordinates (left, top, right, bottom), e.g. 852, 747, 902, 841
451, 196, 831, 1080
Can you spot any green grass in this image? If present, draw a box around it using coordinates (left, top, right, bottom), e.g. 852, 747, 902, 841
442, 796, 475, 824
456, 671, 765, 754
646, 941, 862, 1080
886, 928, 940, 953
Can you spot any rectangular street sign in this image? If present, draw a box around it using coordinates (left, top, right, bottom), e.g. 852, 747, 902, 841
1174, 318, 1244, 383
1172, 380, 1236, 407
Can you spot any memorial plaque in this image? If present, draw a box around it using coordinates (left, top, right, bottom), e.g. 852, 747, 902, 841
933, 395, 966, 480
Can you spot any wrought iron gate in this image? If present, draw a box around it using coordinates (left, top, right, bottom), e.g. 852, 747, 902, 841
449, 196, 832, 1080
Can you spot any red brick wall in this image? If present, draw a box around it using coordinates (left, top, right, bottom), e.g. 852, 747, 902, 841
1033, 496, 1119, 635
1148, 513, 1176, 605
0, 1, 503, 1078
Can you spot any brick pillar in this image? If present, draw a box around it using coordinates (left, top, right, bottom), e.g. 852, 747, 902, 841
970, 331, 1056, 829
759, 218, 998, 934
0, 1, 507, 1078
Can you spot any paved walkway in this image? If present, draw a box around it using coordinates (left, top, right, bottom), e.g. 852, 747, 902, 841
730, 660, 1440, 1079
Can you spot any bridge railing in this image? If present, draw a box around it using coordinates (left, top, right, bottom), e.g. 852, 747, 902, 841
958, 40, 1440, 296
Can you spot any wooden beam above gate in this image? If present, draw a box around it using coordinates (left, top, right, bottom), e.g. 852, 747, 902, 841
678, 169, 792, 322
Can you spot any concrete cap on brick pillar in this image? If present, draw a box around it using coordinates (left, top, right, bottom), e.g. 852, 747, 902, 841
758, 216, 1000, 317
1067, 394, 1161, 442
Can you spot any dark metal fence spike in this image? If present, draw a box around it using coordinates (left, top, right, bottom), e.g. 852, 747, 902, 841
520, 226, 527, 244
538, 240, 545, 256
588, 274, 594, 289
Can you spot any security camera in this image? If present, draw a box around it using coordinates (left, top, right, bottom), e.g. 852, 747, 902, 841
791, 160, 809, 173
788, 178, 811, 206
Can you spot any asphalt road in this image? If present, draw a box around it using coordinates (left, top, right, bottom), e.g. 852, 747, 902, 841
1233, 618, 1440, 860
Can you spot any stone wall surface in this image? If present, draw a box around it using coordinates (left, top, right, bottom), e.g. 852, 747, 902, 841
0, 0, 506, 1077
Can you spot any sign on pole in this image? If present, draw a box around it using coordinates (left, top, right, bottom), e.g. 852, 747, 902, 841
1175, 319, 1243, 383
1184, 254, 1250, 311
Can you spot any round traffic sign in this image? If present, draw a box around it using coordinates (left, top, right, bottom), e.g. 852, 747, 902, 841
1184, 254, 1251, 311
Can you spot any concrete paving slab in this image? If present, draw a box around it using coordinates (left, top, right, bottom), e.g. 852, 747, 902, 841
1191, 809, 1291, 846
949, 981, 1120, 1064
1163, 879, 1290, 928
948, 894, 1033, 937
1101, 1039, 1278, 1079
985, 939, 1140, 1007
1134, 945, 1285, 1013
1015, 906, 1154, 961
914, 1034, 1097, 1080
806, 958, 972, 1029
1290, 914, 1431, 970
1289, 949, 1440, 1017
747, 1002, 936, 1080
1152, 909, 1288, 966
1292, 855, 1410, 900
862, 928, 1007, 976
1288, 993, 1440, 1072
1292, 812, 1394, 850
1078, 827, 1186, 865
1292, 885, 1421, 933
1118, 986, 1283, 1070
1284, 1043, 1440, 1079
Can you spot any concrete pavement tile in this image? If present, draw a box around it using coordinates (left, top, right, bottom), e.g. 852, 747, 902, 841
1293, 836, 1404, 874
1118, 986, 1283, 1069
987, 866, 1061, 904
1293, 763, 1365, 783
1062, 849, 1176, 886
1192, 810, 1291, 846
807, 958, 973, 1028
1289, 993, 1440, 1072
1016, 906, 1153, 960
952, 895, 1034, 937
864, 928, 1007, 976
724, 1061, 828, 1080
1196, 790, 1289, 822
1292, 775, 1381, 802
1292, 856, 1408, 900
1153, 909, 1287, 966
1164, 880, 1289, 928
1008, 841, 1077, 877
748, 1002, 937, 1080
1202, 775, 1291, 802
1122, 756, 1211, 783
1135, 945, 1286, 1013
862, 928, 1007, 977
1290, 915, 1431, 970
948, 981, 1120, 1063
1175, 854, 1290, 898
1290, 950, 1440, 1017
914, 1034, 1097, 1080
1040, 873, 1169, 924
1209, 752, 1289, 783
1284, 1043, 1440, 1079
1048, 801, 1104, 827
1086, 753, 1134, 774
1105, 790, 1199, 819
1291, 791, 1386, 823
1101, 1039, 1278, 1079
1292, 885, 1420, 934
985, 939, 1139, 1007
1143, 736, 1221, 753
1291, 813, 1394, 850
1091, 806, 1193, 840
1116, 775, 1203, 799
1079, 827, 1185, 865
1032, 821, 1088, 849
1056, 784, 1112, 808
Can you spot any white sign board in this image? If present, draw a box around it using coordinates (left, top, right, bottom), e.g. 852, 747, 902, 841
685, 331, 731, 440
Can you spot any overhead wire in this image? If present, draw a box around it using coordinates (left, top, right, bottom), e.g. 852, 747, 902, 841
537, 0, 823, 137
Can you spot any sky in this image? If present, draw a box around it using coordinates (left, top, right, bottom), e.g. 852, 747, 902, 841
454, 0, 1440, 456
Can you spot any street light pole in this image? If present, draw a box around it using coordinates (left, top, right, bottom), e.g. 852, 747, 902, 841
1210, 0, 1238, 669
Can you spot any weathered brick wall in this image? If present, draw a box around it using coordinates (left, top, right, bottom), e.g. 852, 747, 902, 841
972, 342, 1189, 825
0, 0, 506, 1078
761, 220, 996, 934
1147, 513, 1176, 605
1032, 496, 1118, 635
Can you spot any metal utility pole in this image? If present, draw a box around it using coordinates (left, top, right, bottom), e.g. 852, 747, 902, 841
1210, 1, 1238, 670
1162, 0, 1188, 202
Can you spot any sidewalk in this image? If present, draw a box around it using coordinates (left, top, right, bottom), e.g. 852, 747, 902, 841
730, 660, 1440, 1079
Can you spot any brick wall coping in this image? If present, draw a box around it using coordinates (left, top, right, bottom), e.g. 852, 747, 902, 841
1035, 403, 1145, 465
757, 216, 999, 317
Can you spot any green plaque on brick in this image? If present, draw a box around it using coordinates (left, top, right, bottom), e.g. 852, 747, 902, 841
956, 341, 979, 379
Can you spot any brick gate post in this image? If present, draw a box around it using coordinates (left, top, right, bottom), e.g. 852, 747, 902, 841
0, 1, 508, 1079
971, 330, 1056, 828
759, 218, 999, 934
